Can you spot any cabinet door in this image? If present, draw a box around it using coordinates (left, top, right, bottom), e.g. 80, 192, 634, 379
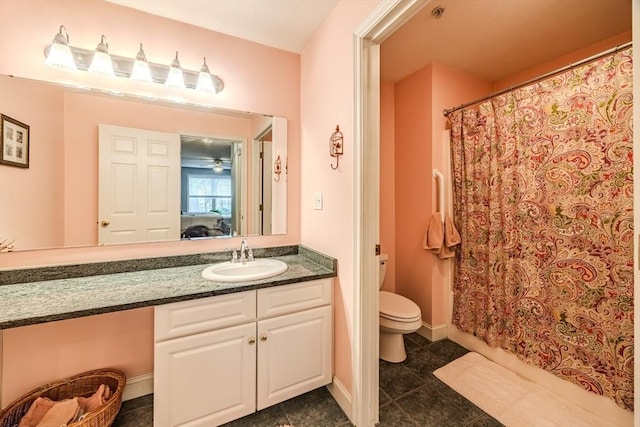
154, 322, 256, 427
256, 305, 332, 410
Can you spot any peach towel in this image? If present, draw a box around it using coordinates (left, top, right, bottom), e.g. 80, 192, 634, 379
18, 384, 112, 427
36, 398, 80, 427
423, 213, 443, 252
423, 213, 461, 259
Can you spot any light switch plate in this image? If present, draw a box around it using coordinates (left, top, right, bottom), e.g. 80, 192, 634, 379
314, 192, 323, 210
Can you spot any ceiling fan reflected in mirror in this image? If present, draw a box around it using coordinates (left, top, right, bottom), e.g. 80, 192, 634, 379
196, 158, 225, 172
212, 159, 224, 172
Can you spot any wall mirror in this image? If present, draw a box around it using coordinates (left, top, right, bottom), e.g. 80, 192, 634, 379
0, 74, 287, 252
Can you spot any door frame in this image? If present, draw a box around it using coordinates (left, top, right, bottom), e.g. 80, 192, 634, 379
352, 1, 427, 425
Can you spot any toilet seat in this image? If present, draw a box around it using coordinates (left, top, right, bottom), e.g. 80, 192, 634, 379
379, 291, 421, 323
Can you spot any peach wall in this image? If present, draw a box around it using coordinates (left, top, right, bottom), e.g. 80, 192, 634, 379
0, 0, 301, 408
429, 63, 492, 325
393, 66, 434, 322
0, 76, 65, 251
300, 0, 380, 394
390, 64, 492, 327
2, 308, 153, 406
379, 80, 395, 292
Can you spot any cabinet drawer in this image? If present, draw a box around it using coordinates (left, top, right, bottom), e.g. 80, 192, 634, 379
155, 291, 256, 342
257, 278, 332, 319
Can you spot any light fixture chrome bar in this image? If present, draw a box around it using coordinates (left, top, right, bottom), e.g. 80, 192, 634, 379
43, 44, 225, 94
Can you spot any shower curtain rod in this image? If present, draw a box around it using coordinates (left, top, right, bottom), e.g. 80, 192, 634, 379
443, 41, 633, 117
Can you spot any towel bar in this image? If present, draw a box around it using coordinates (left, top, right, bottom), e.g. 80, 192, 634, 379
433, 169, 445, 223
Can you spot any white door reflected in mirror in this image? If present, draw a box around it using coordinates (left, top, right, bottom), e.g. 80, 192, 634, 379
98, 125, 181, 245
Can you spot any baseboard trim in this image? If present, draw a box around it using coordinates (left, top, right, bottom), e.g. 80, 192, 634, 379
326, 376, 352, 423
121, 373, 153, 402
417, 322, 447, 342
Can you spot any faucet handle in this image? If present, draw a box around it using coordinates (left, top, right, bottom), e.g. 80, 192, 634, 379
231, 250, 238, 263
247, 247, 254, 261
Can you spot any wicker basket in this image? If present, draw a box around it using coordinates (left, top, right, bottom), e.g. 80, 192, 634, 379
0, 368, 126, 427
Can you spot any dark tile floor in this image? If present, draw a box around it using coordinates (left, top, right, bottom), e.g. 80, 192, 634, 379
113, 334, 503, 427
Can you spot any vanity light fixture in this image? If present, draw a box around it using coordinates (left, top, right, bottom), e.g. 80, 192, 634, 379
44, 25, 77, 71
130, 43, 153, 83
274, 155, 282, 182
43, 26, 225, 94
212, 159, 224, 173
88, 35, 116, 77
329, 125, 343, 170
165, 51, 186, 89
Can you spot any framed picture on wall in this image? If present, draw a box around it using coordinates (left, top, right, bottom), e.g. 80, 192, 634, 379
1, 114, 30, 168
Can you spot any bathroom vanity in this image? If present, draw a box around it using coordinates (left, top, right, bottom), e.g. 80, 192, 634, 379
0, 245, 336, 426
154, 278, 332, 426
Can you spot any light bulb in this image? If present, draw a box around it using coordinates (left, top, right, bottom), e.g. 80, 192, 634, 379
44, 26, 77, 71
164, 51, 185, 88
130, 43, 153, 83
196, 57, 215, 93
88, 35, 115, 77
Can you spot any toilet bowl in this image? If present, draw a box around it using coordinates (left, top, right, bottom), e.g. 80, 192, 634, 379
379, 255, 422, 363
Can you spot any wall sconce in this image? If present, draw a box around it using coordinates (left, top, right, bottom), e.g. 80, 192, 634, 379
44, 25, 224, 94
212, 159, 224, 173
274, 155, 282, 182
330, 125, 343, 170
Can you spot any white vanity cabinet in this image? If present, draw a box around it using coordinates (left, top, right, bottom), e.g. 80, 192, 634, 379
154, 291, 257, 426
256, 279, 333, 410
153, 278, 333, 427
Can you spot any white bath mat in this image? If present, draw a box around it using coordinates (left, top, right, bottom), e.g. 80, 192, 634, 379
433, 352, 619, 427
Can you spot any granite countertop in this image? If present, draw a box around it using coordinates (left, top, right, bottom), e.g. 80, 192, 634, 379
0, 246, 337, 329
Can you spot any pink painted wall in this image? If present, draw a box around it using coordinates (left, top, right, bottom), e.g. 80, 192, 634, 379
429, 63, 493, 325
393, 66, 435, 322
0, 76, 65, 251
0, 0, 301, 407
2, 309, 153, 405
379, 80, 396, 292
388, 64, 492, 327
300, 0, 380, 394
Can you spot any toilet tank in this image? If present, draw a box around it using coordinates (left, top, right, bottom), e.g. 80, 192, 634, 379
379, 254, 388, 289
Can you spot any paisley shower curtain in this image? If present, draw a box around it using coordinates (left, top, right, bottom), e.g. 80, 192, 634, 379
449, 47, 633, 410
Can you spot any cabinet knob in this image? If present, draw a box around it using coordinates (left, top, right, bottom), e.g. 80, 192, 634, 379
260, 334, 268, 342
100, 220, 110, 227
248, 337, 256, 345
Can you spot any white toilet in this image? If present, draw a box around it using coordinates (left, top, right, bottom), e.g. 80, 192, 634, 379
379, 254, 422, 363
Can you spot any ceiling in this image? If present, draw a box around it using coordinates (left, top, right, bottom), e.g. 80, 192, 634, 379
105, 0, 340, 53
106, 0, 632, 84
381, 0, 632, 83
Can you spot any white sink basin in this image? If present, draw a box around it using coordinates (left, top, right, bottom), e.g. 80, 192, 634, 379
202, 258, 288, 282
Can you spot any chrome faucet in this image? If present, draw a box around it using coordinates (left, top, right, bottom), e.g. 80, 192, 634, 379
239, 238, 248, 262
232, 238, 253, 263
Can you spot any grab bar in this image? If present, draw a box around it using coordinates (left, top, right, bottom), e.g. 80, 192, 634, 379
433, 169, 445, 223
